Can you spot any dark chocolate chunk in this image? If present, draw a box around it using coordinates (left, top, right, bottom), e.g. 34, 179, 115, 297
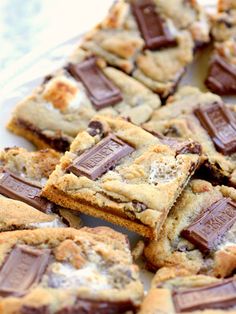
131, 0, 177, 50
67, 134, 134, 180
56, 298, 136, 314
0, 171, 54, 213
0, 245, 50, 297
132, 200, 147, 212
21, 306, 50, 314
17, 119, 70, 152
205, 55, 236, 95
143, 127, 182, 147
181, 198, 236, 252
43, 75, 53, 84
194, 102, 236, 155
87, 120, 104, 137
175, 142, 202, 156
66, 58, 123, 109
144, 127, 202, 155
173, 278, 236, 312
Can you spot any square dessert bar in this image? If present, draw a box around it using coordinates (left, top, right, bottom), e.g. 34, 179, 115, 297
0, 197, 67, 232
42, 115, 200, 239
206, 1, 236, 95
144, 86, 236, 186
145, 179, 236, 278
0, 147, 81, 229
0, 227, 143, 313
211, 0, 236, 42
8, 48, 160, 152
81, 0, 210, 97
139, 274, 236, 313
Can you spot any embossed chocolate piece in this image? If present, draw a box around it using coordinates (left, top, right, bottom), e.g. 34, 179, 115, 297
67, 134, 134, 180
0, 171, 54, 212
66, 58, 123, 109
181, 198, 236, 252
173, 278, 236, 312
194, 102, 236, 155
205, 55, 236, 95
131, 0, 177, 50
0, 245, 50, 297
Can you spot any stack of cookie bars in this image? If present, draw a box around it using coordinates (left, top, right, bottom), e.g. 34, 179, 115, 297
1, 0, 236, 313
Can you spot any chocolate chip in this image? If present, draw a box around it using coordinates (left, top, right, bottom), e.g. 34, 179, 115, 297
21, 306, 50, 314
218, 18, 233, 28
177, 245, 189, 252
42, 75, 53, 84
132, 201, 147, 212
163, 126, 181, 137
176, 142, 202, 155
87, 121, 104, 137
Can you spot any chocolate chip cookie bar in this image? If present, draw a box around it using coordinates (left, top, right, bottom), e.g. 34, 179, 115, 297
205, 1, 236, 94
139, 274, 236, 313
144, 86, 236, 186
144, 179, 236, 278
82, 0, 210, 98
0, 147, 82, 229
0, 197, 66, 231
42, 115, 200, 239
211, 0, 236, 42
0, 227, 143, 313
8, 48, 160, 152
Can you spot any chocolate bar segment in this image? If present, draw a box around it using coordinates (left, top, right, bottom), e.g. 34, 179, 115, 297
0, 171, 54, 213
55, 298, 136, 314
181, 198, 236, 252
205, 55, 236, 95
0, 245, 50, 297
194, 102, 236, 155
67, 58, 123, 109
131, 0, 177, 50
67, 134, 134, 180
173, 278, 236, 312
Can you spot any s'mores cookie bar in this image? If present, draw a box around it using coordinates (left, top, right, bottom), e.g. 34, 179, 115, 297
0, 227, 143, 313
211, 0, 236, 42
145, 179, 236, 278
139, 274, 236, 313
42, 115, 200, 239
206, 1, 236, 94
8, 48, 160, 152
82, 0, 210, 98
144, 86, 236, 186
0, 147, 81, 229
0, 197, 66, 232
